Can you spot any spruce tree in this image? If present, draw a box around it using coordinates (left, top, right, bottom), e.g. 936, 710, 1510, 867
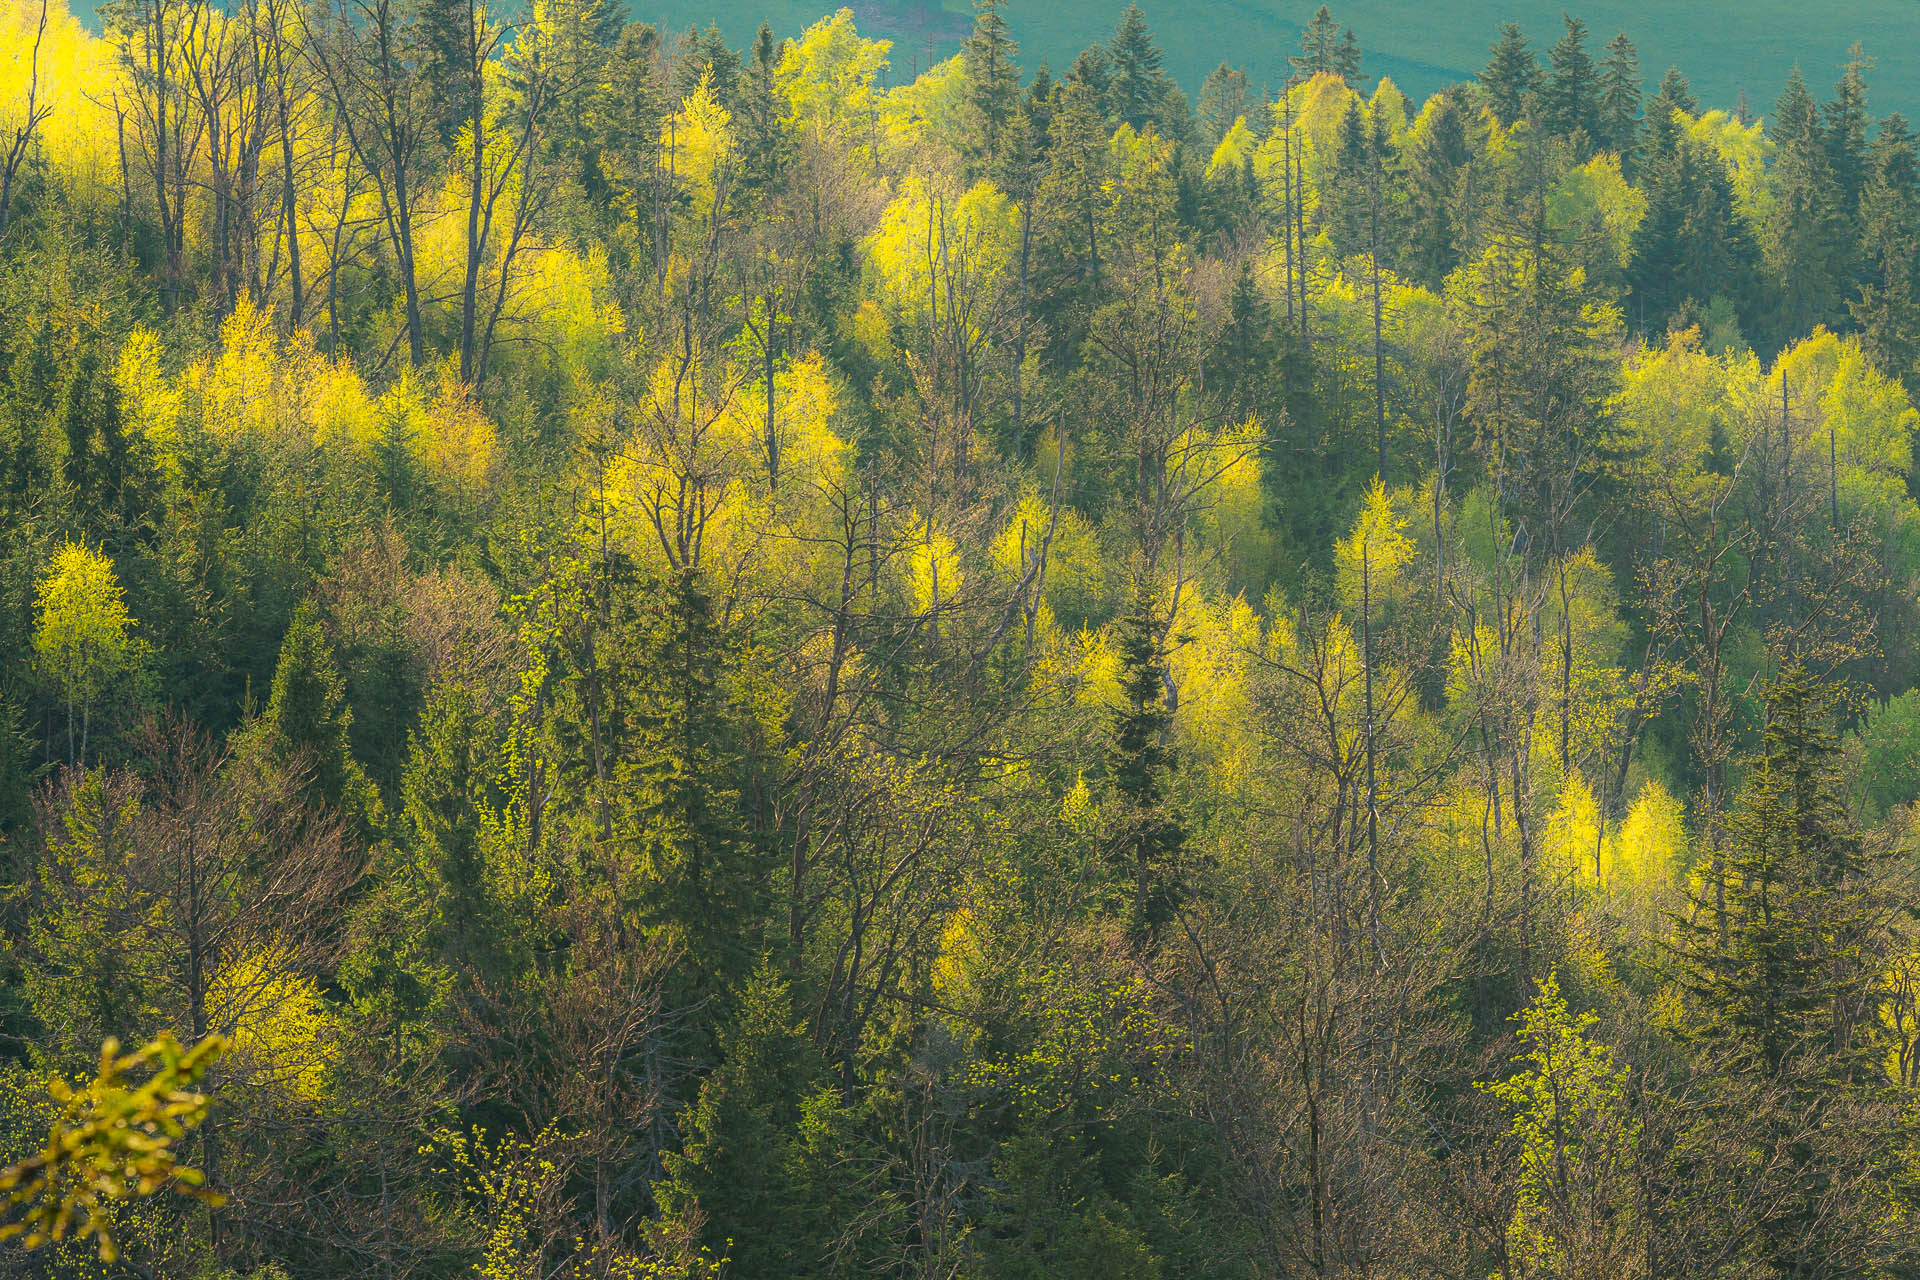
263, 601, 384, 836
1822, 45, 1873, 213
1852, 113, 1920, 388
1406, 91, 1471, 287
1290, 6, 1361, 87
1628, 139, 1762, 336
1105, 584, 1184, 945
1541, 15, 1600, 149
1597, 32, 1642, 166
963, 0, 1020, 177
1195, 62, 1252, 147
1479, 23, 1541, 128
1766, 69, 1853, 342
672, 22, 739, 107
1106, 4, 1169, 132
1640, 67, 1696, 165
735, 24, 792, 199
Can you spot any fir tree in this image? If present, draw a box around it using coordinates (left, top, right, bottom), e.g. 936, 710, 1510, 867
1766, 69, 1853, 342
1641, 67, 1696, 165
1195, 62, 1252, 147
1480, 23, 1541, 128
1628, 139, 1762, 336
735, 24, 792, 199
262, 601, 384, 836
1823, 45, 1873, 213
672, 22, 739, 108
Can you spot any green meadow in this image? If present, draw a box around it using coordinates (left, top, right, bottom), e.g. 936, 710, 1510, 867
638, 0, 1920, 117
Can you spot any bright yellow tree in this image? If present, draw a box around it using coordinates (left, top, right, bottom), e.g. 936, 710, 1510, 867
33, 542, 138, 763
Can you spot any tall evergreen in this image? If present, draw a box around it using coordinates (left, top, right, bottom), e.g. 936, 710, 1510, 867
1540, 15, 1600, 149
963, 0, 1021, 177
1406, 91, 1471, 286
1822, 45, 1873, 213
735, 25, 792, 199
1641, 67, 1697, 165
1106, 4, 1170, 132
1195, 62, 1252, 147
1290, 5, 1362, 87
672, 22, 740, 107
1105, 585, 1184, 945
1597, 32, 1642, 166
262, 601, 384, 835
1628, 139, 1762, 336
1852, 114, 1920, 388
1479, 23, 1541, 128
1766, 69, 1853, 342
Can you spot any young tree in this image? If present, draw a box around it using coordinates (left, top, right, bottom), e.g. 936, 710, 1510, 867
33, 543, 138, 764
1105, 583, 1185, 945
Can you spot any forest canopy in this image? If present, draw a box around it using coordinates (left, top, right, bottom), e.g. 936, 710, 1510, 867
4, 1, 1920, 1277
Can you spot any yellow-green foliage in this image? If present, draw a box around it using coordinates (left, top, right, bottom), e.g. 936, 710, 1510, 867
0, 0, 118, 199
776, 9, 890, 147
207, 950, 336, 1107
34, 542, 138, 720
0, 1033, 227, 1262
120, 304, 499, 490
868, 175, 1019, 322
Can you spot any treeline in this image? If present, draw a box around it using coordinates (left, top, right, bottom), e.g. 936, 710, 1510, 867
2, 0, 1920, 1277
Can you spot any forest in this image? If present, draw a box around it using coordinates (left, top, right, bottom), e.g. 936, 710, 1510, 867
3, 0, 1920, 1275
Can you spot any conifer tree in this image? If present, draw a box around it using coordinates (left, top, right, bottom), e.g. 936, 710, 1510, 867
1766, 69, 1853, 342
1290, 6, 1361, 87
1195, 62, 1252, 147
1641, 67, 1696, 165
1852, 113, 1920, 387
1479, 23, 1541, 128
1406, 91, 1471, 286
1106, 4, 1170, 132
262, 602, 383, 835
1541, 15, 1600, 149
963, 0, 1020, 178
1105, 584, 1184, 945
1596, 32, 1642, 165
1822, 45, 1873, 213
735, 24, 792, 199
1628, 140, 1762, 335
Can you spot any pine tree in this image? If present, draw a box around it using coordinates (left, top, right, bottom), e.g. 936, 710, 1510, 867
1822, 45, 1873, 213
1685, 669, 1879, 1082
672, 22, 739, 108
963, 0, 1020, 178
1541, 15, 1600, 149
1852, 113, 1920, 388
1480, 23, 1541, 128
1323, 97, 1375, 259
1105, 584, 1184, 944
1106, 4, 1169, 132
1596, 32, 1642, 166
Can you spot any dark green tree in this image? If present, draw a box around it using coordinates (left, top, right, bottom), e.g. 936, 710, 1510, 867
1540, 15, 1600, 149
1195, 62, 1252, 147
1596, 32, 1642, 164
1765, 69, 1853, 343
1104, 584, 1184, 944
1479, 23, 1541, 128
963, 0, 1021, 177
1289, 6, 1361, 87
1405, 90, 1471, 286
1641, 67, 1697, 165
1852, 113, 1920, 387
1106, 4, 1170, 132
1628, 139, 1762, 336
261, 601, 384, 837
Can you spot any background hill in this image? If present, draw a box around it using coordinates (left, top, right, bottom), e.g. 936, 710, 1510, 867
638, 0, 1920, 118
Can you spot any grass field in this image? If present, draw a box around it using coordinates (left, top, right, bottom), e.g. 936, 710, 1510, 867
637, 0, 1920, 120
